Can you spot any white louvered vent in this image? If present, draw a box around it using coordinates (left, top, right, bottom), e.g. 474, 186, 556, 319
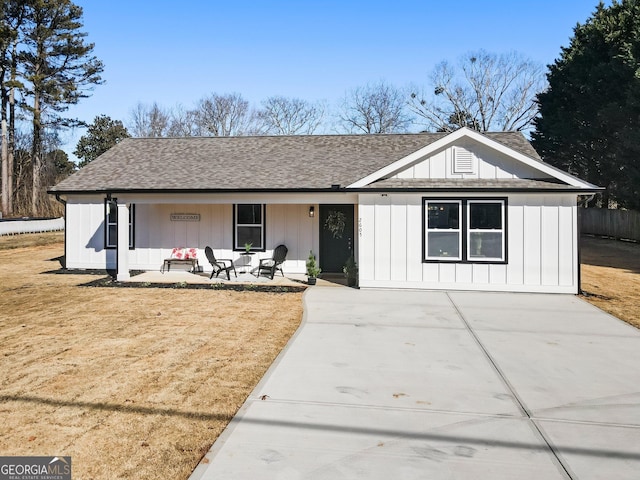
453, 147, 475, 174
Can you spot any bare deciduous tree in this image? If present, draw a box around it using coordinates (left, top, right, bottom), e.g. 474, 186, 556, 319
409, 50, 545, 133
192, 93, 251, 136
12, 129, 66, 217
338, 81, 412, 134
255, 96, 324, 135
129, 102, 170, 137
167, 104, 198, 137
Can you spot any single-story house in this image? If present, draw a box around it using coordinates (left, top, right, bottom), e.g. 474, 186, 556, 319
49, 127, 601, 293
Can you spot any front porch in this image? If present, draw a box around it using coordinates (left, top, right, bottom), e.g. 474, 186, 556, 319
125, 269, 348, 288
102, 197, 358, 282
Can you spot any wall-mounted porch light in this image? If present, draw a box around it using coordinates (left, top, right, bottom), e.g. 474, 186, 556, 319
309, 206, 315, 218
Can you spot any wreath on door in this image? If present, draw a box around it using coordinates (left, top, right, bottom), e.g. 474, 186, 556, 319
324, 210, 346, 239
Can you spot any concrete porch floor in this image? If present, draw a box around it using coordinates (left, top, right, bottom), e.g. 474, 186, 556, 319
126, 269, 348, 288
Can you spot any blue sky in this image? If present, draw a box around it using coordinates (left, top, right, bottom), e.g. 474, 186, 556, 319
61, 0, 604, 157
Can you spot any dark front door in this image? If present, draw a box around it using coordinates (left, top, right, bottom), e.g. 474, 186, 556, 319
319, 204, 354, 273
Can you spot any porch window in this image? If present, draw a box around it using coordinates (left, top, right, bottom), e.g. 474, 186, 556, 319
423, 198, 506, 263
234, 204, 265, 251
105, 200, 135, 249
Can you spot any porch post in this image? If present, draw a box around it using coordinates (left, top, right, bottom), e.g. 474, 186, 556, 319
116, 202, 130, 281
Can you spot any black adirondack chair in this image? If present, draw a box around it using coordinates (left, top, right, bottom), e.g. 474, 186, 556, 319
204, 246, 237, 280
258, 244, 288, 279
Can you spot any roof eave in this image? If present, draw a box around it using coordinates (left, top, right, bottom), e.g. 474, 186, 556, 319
47, 187, 354, 195
49, 185, 605, 196
357, 186, 605, 194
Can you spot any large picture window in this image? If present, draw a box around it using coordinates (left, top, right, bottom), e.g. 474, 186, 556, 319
105, 200, 135, 249
234, 204, 265, 251
423, 198, 506, 263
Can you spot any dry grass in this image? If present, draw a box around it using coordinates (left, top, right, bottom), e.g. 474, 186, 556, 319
580, 235, 640, 329
0, 234, 303, 479
0, 230, 64, 250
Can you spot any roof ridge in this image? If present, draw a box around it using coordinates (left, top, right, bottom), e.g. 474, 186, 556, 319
123, 132, 451, 141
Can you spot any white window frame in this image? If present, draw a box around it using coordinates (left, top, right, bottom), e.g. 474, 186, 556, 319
423, 198, 507, 263
467, 200, 506, 262
424, 200, 462, 261
105, 200, 134, 249
234, 204, 265, 251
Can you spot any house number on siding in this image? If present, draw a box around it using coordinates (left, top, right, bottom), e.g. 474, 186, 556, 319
170, 213, 200, 222
358, 218, 363, 237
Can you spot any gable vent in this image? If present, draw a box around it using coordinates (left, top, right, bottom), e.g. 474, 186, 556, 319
453, 147, 475, 174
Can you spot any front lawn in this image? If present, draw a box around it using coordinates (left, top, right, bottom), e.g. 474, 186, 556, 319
0, 234, 303, 479
580, 235, 640, 329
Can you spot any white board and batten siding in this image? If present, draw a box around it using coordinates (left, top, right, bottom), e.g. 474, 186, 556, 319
358, 137, 580, 293
65, 195, 320, 274
65, 195, 114, 269
392, 142, 551, 181
358, 193, 578, 293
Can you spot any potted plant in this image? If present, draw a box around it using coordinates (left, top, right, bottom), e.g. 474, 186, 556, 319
306, 250, 321, 285
343, 254, 358, 287
244, 242, 253, 253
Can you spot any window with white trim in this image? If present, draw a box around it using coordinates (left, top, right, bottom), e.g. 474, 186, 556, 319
467, 201, 505, 261
423, 198, 506, 263
425, 201, 462, 260
105, 200, 135, 249
234, 204, 265, 251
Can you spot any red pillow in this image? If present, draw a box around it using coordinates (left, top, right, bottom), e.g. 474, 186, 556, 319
170, 247, 197, 259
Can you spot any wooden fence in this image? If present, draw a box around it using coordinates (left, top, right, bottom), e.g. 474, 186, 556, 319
580, 208, 640, 242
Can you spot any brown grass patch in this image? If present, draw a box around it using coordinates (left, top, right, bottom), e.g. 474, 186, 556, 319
0, 230, 64, 250
0, 234, 303, 479
580, 235, 640, 329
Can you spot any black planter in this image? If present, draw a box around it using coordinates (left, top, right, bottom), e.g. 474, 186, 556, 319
308, 277, 317, 285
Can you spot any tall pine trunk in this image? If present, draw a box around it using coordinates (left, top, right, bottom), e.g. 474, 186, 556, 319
1, 116, 7, 217
1, 37, 18, 217
7, 38, 16, 214
31, 89, 41, 216
1, 8, 21, 217
1, 48, 8, 217
8, 81, 14, 214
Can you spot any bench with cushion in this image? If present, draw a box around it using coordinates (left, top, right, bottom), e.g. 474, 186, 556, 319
161, 247, 199, 273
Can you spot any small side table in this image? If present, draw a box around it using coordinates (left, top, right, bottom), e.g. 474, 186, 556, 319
239, 252, 255, 274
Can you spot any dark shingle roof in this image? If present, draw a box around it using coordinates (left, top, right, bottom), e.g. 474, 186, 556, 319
50, 132, 542, 193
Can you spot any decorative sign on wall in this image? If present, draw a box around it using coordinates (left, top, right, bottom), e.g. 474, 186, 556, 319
170, 213, 201, 222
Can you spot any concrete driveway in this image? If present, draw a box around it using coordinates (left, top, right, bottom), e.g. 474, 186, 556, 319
191, 288, 640, 479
